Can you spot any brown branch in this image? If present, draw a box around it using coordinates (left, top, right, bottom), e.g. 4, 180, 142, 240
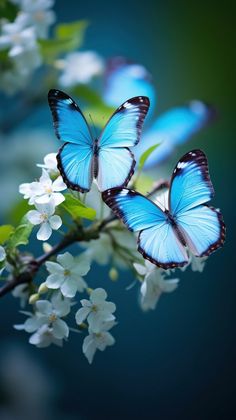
0, 214, 116, 298
0, 181, 169, 298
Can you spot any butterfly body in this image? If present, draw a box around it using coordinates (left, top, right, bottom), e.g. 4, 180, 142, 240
48, 89, 149, 193
103, 150, 225, 269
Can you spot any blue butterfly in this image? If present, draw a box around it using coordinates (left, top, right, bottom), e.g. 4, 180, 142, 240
135, 101, 215, 169
103, 150, 225, 269
48, 89, 150, 192
103, 58, 215, 168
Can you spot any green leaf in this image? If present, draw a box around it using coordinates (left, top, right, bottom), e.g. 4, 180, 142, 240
39, 20, 88, 62
0, 0, 18, 21
84, 104, 116, 128
56, 20, 88, 42
135, 174, 155, 195
7, 222, 33, 249
0, 225, 14, 244
138, 143, 160, 171
61, 193, 96, 221
8, 199, 31, 226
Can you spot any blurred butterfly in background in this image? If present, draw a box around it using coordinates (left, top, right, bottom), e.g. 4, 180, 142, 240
103, 150, 225, 269
48, 89, 150, 192
103, 58, 215, 169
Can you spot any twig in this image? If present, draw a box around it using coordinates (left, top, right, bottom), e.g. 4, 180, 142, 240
0, 181, 169, 298
0, 213, 116, 298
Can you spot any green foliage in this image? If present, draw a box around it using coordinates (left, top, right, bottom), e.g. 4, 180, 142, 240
39, 20, 88, 62
0, 225, 14, 244
0, 0, 18, 21
72, 85, 115, 129
60, 194, 96, 221
8, 199, 31, 226
7, 219, 33, 249
135, 174, 154, 195
138, 143, 160, 172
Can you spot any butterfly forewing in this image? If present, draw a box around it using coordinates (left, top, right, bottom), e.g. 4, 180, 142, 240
48, 89, 94, 192
169, 149, 214, 216
96, 96, 150, 191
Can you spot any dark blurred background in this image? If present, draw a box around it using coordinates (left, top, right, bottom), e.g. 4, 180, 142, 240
0, 1, 235, 419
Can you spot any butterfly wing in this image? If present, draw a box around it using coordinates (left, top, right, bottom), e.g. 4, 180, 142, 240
48, 89, 94, 192
97, 96, 150, 191
169, 149, 214, 215
134, 101, 215, 169
103, 58, 156, 116
169, 149, 225, 257
102, 188, 188, 269
176, 205, 225, 257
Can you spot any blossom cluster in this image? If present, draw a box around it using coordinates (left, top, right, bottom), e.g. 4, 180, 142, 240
0, 0, 55, 94
0, 148, 208, 364
19, 153, 66, 241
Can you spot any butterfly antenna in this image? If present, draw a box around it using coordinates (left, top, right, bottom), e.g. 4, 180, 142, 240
89, 114, 98, 139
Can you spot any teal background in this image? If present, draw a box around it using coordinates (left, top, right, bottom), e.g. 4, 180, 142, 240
0, 1, 235, 419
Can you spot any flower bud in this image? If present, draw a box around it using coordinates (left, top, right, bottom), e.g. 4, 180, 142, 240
42, 242, 53, 253
109, 267, 118, 281
86, 287, 93, 295
38, 282, 48, 294
29, 293, 40, 304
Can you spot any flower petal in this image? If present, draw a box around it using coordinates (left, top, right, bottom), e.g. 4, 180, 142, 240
57, 252, 74, 269
90, 288, 107, 304
82, 334, 96, 364
46, 273, 64, 289
36, 300, 52, 315
46, 261, 64, 275
61, 277, 78, 298
52, 318, 69, 339
49, 215, 62, 230
75, 306, 91, 325
27, 210, 41, 225
52, 176, 67, 192
52, 193, 65, 206
37, 222, 52, 241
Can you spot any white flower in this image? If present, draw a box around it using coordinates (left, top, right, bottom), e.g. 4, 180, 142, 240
29, 324, 63, 348
181, 254, 208, 273
15, 0, 56, 39
19, 169, 66, 205
15, 293, 70, 347
0, 246, 6, 262
83, 233, 112, 265
82, 321, 116, 364
58, 51, 104, 87
134, 261, 179, 311
82, 228, 139, 268
37, 153, 59, 177
75, 288, 116, 333
190, 255, 207, 272
26, 200, 62, 241
0, 245, 6, 275
12, 284, 29, 307
45, 252, 90, 298
0, 17, 38, 58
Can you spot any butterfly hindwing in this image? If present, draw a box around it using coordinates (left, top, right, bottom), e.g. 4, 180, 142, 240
138, 225, 188, 269
176, 205, 225, 257
102, 188, 188, 269
134, 101, 215, 168
57, 143, 93, 192
48, 89, 94, 192
97, 97, 150, 191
